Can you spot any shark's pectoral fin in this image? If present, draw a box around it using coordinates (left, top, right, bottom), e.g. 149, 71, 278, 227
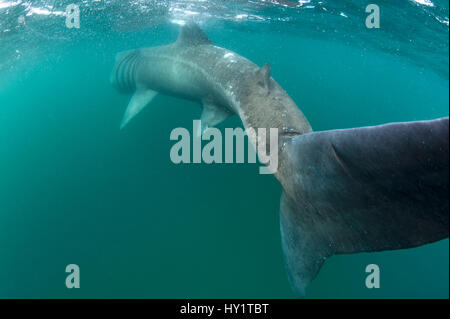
197, 100, 232, 137
120, 89, 158, 129
281, 117, 449, 296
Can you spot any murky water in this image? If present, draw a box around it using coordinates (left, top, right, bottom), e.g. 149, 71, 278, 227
0, 0, 448, 298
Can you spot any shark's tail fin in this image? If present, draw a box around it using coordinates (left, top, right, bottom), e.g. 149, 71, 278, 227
280, 117, 449, 296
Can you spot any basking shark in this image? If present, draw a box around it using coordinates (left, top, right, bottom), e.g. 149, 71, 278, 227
110, 23, 449, 296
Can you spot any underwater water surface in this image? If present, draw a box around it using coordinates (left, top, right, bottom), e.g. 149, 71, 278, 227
0, 0, 448, 298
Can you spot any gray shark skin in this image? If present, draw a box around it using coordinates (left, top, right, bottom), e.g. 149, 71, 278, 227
111, 23, 449, 296
110, 23, 311, 136
280, 118, 449, 295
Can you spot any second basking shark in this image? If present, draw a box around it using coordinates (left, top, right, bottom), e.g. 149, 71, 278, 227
110, 23, 449, 296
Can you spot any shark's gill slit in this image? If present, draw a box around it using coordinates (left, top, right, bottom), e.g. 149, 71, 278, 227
114, 53, 131, 91
130, 52, 140, 90
117, 52, 136, 92
281, 131, 302, 138
125, 52, 137, 91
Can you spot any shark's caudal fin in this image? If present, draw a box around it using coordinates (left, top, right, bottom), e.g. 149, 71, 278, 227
280, 117, 449, 296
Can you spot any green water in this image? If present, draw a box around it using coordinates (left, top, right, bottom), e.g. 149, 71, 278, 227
0, 1, 448, 298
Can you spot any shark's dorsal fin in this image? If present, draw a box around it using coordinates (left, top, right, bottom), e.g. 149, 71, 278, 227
177, 22, 212, 47
256, 63, 272, 91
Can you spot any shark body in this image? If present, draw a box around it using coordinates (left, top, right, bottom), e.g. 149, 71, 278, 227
111, 23, 449, 296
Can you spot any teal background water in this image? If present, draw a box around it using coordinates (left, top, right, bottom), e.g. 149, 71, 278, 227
0, 1, 448, 298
